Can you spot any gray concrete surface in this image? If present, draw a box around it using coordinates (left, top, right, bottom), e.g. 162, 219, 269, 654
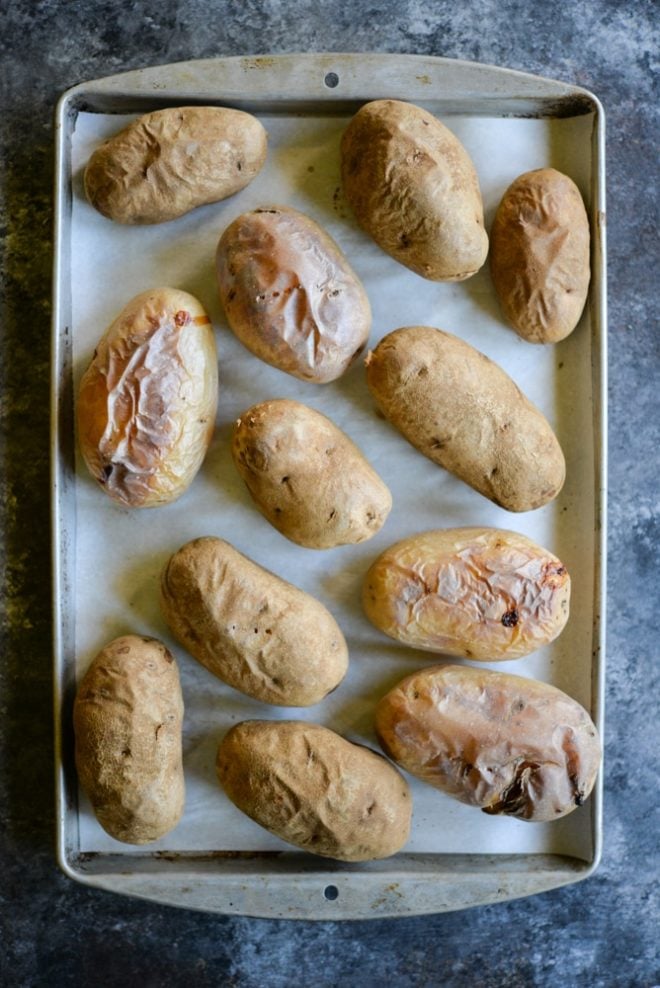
1, 1, 658, 985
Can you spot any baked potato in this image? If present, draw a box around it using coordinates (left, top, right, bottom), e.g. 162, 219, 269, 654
341, 99, 488, 280
216, 205, 371, 382
77, 288, 218, 508
376, 664, 601, 822
231, 398, 392, 548
365, 326, 565, 511
217, 720, 411, 860
73, 635, 185, 844
490, 168, 590, 343
363, 527, 570, 660
160, 536, 348, 705
85, 106, 267, 224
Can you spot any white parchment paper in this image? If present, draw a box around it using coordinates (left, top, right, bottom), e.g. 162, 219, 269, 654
70, 109, 596, 859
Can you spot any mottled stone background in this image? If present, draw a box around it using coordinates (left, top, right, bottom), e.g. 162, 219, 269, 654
1, 1, 658, 985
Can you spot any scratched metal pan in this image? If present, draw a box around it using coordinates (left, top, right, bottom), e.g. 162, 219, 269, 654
51, 53, 606, 919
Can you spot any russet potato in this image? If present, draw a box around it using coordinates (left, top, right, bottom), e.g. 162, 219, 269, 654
216, 205, 371, 383
160, 537, 348, 705
365, 326, 565, 511
232, 399, 392, 548
73, 635, 185, 844
490, 168, 590, 343
77, 288, 218, 508
363, 527, 570, 660
217, 720, 411, 860
376, 665, 601, 822
341, 99, 488, 281
85, 106, 267, 224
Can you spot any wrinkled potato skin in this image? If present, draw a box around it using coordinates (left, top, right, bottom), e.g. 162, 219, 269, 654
363, 528, 570, 660
341, 99, 488, 281
365, 326, 565, 511
77, 289, 218, 508
376, 665, 601, 822
232, 399, 392, 548
217, 721, 411, 860
85, 107, 267, 224
216, 206, 371, 383
73, 635, 185, 844
160, 537, 348, 705
490, 168, 590, 343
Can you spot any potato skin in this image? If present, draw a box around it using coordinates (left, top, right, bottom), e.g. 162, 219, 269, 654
490, 168, 590, 343
217, 721, 411, 860
363, 528, 570, 660
160, 537, 348, 705
375, 665, 601, 822
365, 326, 565, 511
216, 205, 371, 383
73, 635, 185, 844
77, 289, 218, 508
232, 399, 392, 548
84, 106, 267, 224
341, 99, 488, 281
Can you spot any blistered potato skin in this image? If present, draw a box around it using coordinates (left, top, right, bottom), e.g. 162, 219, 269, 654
341, 99, 488, 281
365, 326, 565, 511
490, 168, 590, 343
73, 635, 185, 844
217, 721, 411, 861
363, 528, 570, 660
160, 537, 348, 705
216, 206, 371, 383
84, 107, 267, 224
232, 399, 392, 548
376, 665, 601, 822
77, 289, 218, 508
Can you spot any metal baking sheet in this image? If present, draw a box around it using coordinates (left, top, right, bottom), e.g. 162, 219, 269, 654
52, 53, 607, 919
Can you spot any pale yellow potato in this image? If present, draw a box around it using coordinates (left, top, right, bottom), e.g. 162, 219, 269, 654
160, 537, 348, 705
376, 665, 601, 822
217, 720, 411, 861
216, 205, 371, 383
490, 168, 590, 343
231, 399, 392, 548
73, 635, 185, 844
363, 527, 570, 660
85, 106, 267, 224
341, 99, 488, 281
77, 288, 218, 508
365, 326, 565, 511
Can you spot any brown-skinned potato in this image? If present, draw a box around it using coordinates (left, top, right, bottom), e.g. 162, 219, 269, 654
375, 665, 601, 822
217, 720, 411, 860
365, 326, 565, 511
362, 527, 570, 660
490, 168, 590, 343
341, 99, 488, 281
216, 205, 371, 383
85, 106, 267, 224
231, 399, 392, 548
77, 288, 218, 508
160, 537, 348, 705
73, 635, 185, 844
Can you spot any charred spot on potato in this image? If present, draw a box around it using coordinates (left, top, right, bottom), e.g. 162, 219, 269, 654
501, 608, 519, 628
483, 759, 539, 817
